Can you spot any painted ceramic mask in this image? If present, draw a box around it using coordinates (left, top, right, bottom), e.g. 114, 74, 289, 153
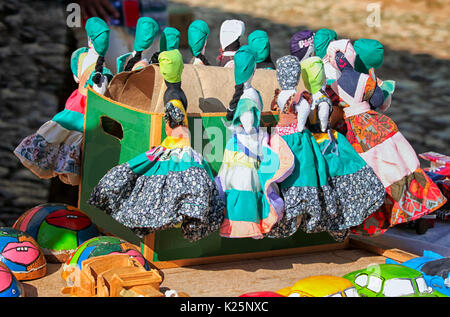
0, 227, 47, 281
0, 261, 24, 297
13, 204, 100, 263
62, 235, 150, 283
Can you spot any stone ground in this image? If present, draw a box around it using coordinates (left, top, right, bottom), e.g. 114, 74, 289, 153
0, 0, 449, 227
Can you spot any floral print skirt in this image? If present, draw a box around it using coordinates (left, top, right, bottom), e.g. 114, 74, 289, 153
88, 145, 225, 242
14, 120, 82, 185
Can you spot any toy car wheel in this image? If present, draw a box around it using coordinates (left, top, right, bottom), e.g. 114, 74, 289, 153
415, 218, 428, 235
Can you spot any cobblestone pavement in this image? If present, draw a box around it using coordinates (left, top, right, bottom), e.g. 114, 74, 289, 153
0, 0, 448, 226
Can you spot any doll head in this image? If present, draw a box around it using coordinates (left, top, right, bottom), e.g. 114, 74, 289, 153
124, 17, 159, 71
248, 30, 273, 69
160, 27, 181, 52
188, 20, 210, 65
300, 56, 326, 95
159, 49, 188, 129
220, 19, 245, 51
313, 28, 337, 59
85, 17, 110, 85
275, 55, 302, 111
290, 30, 315, 62
354, 39, 384, 74
327, 39, 356, 71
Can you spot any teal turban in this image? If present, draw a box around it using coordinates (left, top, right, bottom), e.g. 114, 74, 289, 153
160, 27, 180, 52
133, 17, 159, 52
248, 30, 270, 63
354, 38, 384, 74
85, 17, 110, 56
234, 45, 257, 85
313, 28, 337, 59
188, 20, 210, 57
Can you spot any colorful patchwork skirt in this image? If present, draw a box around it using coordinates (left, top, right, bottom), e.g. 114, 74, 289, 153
345, 110, 447, 235
88, 144, 225, 242
14, 89, 86, 186
274, 123, 386, 241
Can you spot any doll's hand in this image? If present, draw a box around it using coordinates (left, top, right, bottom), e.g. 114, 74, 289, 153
92, 73, 108, 95
317, 102, 331, 132
295, 98, 311, 132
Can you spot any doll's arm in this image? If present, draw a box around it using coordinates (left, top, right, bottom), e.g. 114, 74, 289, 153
240, 111, 255, 134
295, 97, 311, 132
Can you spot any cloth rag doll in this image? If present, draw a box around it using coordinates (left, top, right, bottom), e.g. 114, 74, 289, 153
327, 42, 447, 236
116, 17, 159, 73
188, 19, 211, 66
313, 28, 340, 85
289, 30, 315, 63
216, 46, 290, 239
88, 49, 225, 242
271, 55, 386, 241
248, 30, 275, 70
14, 17, 112, 186
217, 19, 245, 68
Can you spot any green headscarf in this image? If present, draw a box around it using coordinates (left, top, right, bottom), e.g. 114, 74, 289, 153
133, 17, 159, 52
158, 49, 184, 83
301, 56, 325, 94
70, 47, 88, 77
188, 20, 210, 57
248, 30, 270, 63
85, 17, 110, 56
354, 38, 384, 74
234, 45, 257, 85
160, 27, 180, 52
313, 28, 337, 59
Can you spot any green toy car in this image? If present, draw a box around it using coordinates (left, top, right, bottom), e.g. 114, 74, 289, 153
343, 264, 447, 297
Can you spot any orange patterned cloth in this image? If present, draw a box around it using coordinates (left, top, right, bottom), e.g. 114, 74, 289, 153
344, 110, 399, 153
352, 168, 447, 236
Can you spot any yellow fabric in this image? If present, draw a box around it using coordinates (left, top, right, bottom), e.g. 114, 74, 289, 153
312, 130, 339, 144
221, 149, 259, 169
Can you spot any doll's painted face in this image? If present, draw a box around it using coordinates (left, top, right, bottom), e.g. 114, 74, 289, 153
0, 228, 46, 276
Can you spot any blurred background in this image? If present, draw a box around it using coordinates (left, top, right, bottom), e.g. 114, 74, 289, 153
0, 0, 449, 227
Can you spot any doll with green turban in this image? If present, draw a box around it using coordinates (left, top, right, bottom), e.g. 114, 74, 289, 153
89, 49, 225, 242
188, 20, 210, 65
216, 46, 292, 239
14, 17, 112, 186
248, 30, 275, 69
354, 38, 395, 111
151, 27, 181, 63
313, 28, 342, 84
116, 17, 159, 73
